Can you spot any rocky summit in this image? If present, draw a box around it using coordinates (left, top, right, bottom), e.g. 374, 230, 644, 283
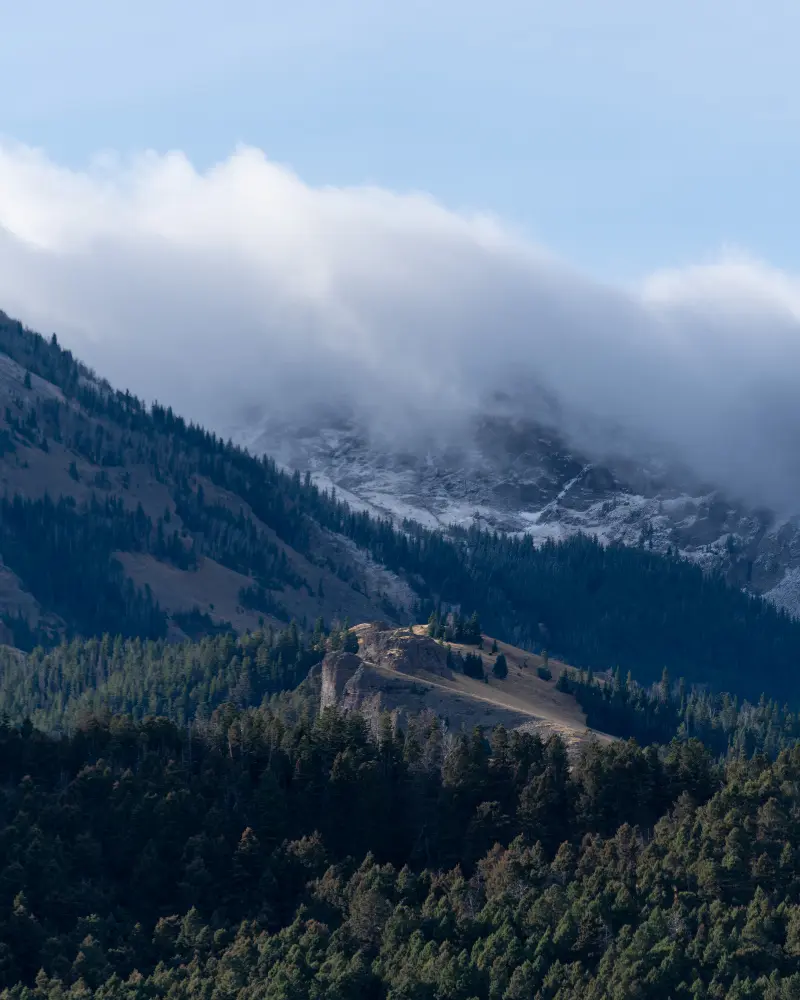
241, 411, 800, 615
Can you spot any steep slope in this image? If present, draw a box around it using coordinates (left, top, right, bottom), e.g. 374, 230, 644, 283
0, 313, 416, 643
3, 308, 800, 704
244, 411, 800, 613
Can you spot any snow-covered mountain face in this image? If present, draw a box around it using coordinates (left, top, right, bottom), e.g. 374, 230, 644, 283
235, 412, 800, 617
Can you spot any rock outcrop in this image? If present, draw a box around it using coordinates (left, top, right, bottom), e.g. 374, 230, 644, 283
352, 621, 449, 676
316, 621, 610, 752
319, 644, 436, 729
318, 622, 535, 733
319, 651, 363, 712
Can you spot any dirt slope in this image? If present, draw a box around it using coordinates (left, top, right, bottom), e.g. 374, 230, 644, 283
333, 623, 613, 750
0, 350, 413, 637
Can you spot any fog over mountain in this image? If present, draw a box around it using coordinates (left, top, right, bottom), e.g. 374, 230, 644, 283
1, 142, 800, 513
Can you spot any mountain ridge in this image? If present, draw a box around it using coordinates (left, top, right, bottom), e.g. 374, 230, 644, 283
240, 410, 800, 615
1, 308, 800, 704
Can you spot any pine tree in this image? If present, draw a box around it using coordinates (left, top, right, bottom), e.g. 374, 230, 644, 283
493, 653, 508, 680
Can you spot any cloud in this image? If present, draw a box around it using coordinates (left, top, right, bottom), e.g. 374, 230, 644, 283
1, 141, 800, 512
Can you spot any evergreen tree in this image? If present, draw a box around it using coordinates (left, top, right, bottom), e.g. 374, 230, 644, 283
493, 653, 508, 679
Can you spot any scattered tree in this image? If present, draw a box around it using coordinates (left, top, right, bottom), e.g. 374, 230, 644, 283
492, 653, 508, 679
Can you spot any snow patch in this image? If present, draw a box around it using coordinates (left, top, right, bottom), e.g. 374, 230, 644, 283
229, 414, 800, 616
765, 568, 800, 617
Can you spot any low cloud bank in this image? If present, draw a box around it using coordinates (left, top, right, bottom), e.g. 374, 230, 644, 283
1, 142, 799, 511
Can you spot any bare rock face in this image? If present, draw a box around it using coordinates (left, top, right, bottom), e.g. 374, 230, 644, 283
320, 651, 363, 712
316, 620, 605, 749
246, 410, 800, 617
318, 623, 526, 733
318, 645, 423, 730
353, 621, 449, 676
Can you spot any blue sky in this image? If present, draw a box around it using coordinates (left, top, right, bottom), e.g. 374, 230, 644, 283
5, 0, 800, 279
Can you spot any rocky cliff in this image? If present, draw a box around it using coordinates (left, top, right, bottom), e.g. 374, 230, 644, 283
242, 412, 800, 616
317, 622, 608, 750
352, 622, 450, 676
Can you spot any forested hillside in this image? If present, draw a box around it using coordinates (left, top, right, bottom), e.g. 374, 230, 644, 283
1, 311, 800, 999
0, 623, 327, 732
1, 704, 800, 999
0, 311, 417, 644
557, 666, 800, 761
1, 310, 800, 701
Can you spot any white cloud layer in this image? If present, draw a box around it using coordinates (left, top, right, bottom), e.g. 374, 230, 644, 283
1, 142, 800, 512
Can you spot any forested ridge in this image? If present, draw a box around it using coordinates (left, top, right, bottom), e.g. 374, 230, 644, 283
0, 624, 326, 732
557, 666, 800, 761
1, 310, 800, 701
1, 700, 800, 999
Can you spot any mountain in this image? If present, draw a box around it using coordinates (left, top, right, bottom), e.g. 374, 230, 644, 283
2, 308, 800, 703
2, 311, 800, 998
240, 409, 800, 615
